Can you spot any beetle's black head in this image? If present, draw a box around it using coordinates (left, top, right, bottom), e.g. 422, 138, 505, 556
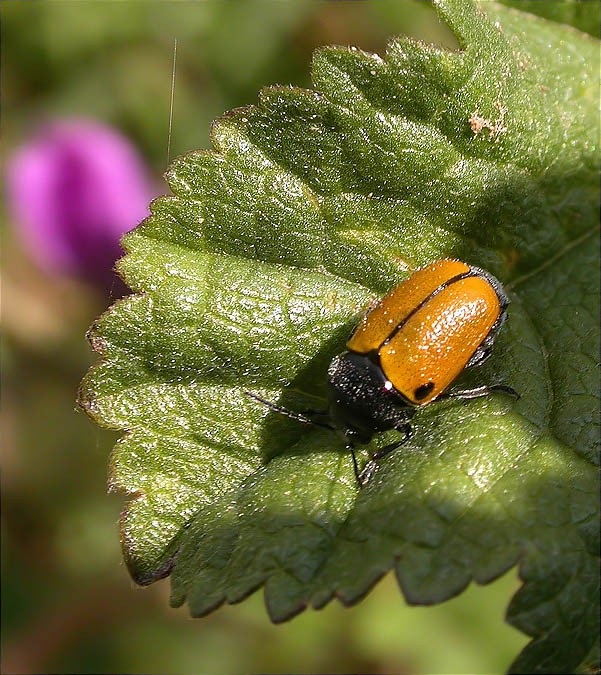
327, 351, 414, 445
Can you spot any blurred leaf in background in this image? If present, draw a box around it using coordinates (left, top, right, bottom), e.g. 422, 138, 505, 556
498, 0, 600, 37
1, 1, 559, 673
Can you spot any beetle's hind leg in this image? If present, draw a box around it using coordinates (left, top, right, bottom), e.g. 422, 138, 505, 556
440, 384, 519, 401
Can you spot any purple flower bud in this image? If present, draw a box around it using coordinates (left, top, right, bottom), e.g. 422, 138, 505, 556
6, 118, 159, 290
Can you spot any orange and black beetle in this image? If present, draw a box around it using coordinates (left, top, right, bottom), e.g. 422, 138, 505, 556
250, 259, 518, 485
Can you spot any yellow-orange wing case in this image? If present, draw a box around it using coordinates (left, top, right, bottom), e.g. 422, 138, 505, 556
347, 260, 501, 405
379, 276, 500, 404
347, 259, 471, 354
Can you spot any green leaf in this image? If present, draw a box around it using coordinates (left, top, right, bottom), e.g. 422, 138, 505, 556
79, 1, 600, 672
498, 0, 601, 38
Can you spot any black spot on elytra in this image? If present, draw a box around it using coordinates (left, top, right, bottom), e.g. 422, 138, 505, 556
414, 382, 435, 400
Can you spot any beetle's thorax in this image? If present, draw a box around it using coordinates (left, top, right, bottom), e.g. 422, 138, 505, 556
327, 351, 414, 444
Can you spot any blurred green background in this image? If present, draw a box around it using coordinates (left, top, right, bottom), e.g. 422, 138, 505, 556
2, 2, 530, 673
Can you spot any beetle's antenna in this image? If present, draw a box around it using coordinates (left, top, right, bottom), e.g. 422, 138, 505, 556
245, 391, 334, 430
246, 391, 370, 488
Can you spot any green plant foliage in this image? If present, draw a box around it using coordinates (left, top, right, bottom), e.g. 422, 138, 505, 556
498, 0, 601, 38
79, 1, 600, 672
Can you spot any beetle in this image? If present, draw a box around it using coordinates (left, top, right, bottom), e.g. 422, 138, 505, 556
248, 259, 518, 486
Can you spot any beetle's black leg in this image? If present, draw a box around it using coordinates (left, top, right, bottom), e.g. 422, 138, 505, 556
357, 424, 413, 486
373, 425, 413, 461
464, 345, 493, 369
358, 443, 402, 485
439, 384, 520, 401
357, 459, 379, 486
347, 444, 363, 486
